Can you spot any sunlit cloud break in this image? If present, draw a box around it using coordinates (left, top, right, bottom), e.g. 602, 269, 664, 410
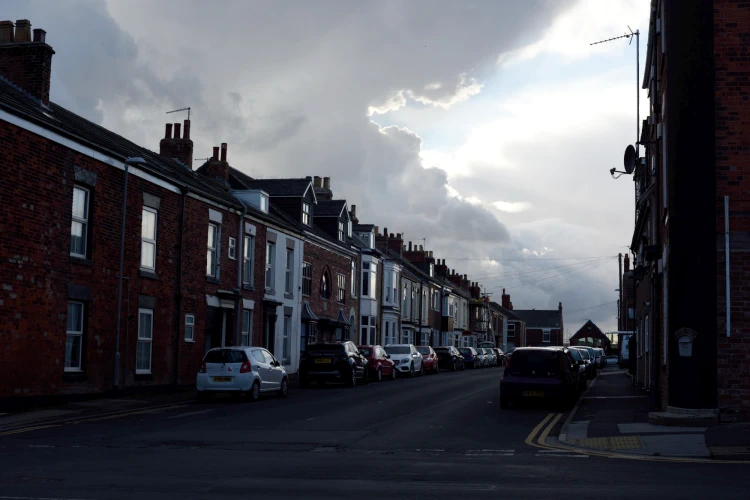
492, 200, 533, 213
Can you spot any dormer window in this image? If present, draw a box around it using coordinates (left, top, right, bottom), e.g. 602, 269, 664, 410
347, 221, 352, 238
429, 263, 434, 277
338, 221, 344, 241
260, 195, 268, 213
302, 202, 311, 226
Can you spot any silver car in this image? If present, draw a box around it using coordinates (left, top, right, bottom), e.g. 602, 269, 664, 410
482, 348, 497, 367
474, 348, 487, 367
197, 346, 288, 401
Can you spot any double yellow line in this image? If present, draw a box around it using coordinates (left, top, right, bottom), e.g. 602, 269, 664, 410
525, 412, 563, 449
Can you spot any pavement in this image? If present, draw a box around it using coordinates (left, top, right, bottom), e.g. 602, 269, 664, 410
1, 366, 750, 499
559, 366, 750, 460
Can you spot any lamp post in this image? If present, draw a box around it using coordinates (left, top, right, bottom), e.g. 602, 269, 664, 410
114, 156, 147, 391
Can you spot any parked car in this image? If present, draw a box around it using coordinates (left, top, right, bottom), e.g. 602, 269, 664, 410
493, 348, 506, 365
416, 346, 440, 374
483, 348, 498, 367
197, 347, 288, 401
358, 344, 396, 381
595, 348, 607, 368
385, 344, 424, 377
474, 348, 487, 368
434, 346, 465, 371
566, 347, 588, 391
606, 355, 619, 365
300, 341, 369, 387
500, 347, 580, 409
459, 347, 480, 368
582, 346, 599, 370
591, 348, 604, 369
569, 346, 595, 379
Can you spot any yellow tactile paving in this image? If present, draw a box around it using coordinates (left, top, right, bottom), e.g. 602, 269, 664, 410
576, 435, 644, 450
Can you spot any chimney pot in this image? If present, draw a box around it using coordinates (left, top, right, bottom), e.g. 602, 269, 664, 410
391, 233, 395, 238
183, 119, 190, 139
32, 28, 45, 43
409, 242, 412, 251
220, 142, 227, 162
384, 227, 388, 236
323, 176, 330, 190
351, 204, 356, 216
396, 233, 401, 239
313, 176, 322, 188
165, 123, 173, 139
173, 122, 181, 139
14, 20, 31, 42
0, 21, 15, 43
212, 147, 219, 160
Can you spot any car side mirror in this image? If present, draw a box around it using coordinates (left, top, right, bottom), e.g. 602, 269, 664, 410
386, 354, 391, 359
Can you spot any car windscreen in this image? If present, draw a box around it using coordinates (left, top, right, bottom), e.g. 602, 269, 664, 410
359, 347, 373, 357
434, 348, 450, 354
459, 348, 473, 355
385, 346, 410, 355
569, 349, 581, 361
416, 347, 431, 355
507, 350, 560, 377
203, 349, 246, 364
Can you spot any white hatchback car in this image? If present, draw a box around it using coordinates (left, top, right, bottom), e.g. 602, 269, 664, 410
197, 346, 288, 401
384, 344, 424, 377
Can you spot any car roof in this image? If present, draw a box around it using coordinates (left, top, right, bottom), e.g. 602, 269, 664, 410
385, 344, 412, 347
207, 346, 251, 351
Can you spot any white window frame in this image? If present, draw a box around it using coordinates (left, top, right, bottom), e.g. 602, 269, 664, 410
385, 270, 391, 303
338, 221, 344, 241
351, 260, 356, 297
228, 236, 236, 260
265, 241, 275, 291
140, 207, 157, 270
243, 235, 255, 286
393, 273, 398, 308
184, 314, 195, 342
347, 221, 353, 238
302, 261, 312, 296
302, 202, 311, 226
282, 314, 291, 364
337, 273, 346, 303
70, 185, 90, 258
361, 262, 370, 297
507, 323, 516, 338
136, 308, 153, 374
542, 329, 551, 343
207, 223, 219, 277
285, 248, 294, 295
241, 310, 252, 346
65, 301, 84, 372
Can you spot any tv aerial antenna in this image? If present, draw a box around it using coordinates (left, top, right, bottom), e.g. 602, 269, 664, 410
166, 107, 191, 120
591, 26, 640, 156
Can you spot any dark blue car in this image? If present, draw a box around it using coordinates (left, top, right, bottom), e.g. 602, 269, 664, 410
459, 347, 479, 369
499, 347, 580, 409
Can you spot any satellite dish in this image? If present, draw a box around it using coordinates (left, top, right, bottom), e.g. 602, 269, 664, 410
623, 145, 636, 174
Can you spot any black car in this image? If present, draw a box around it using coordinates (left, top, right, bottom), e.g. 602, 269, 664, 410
434, 346, 466, 371
500, 347, 580, 409
300, 341, 369, 387
566, 347, 588, 391
570, 346, 595, 379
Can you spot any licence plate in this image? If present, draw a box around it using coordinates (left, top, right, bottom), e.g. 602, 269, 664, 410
523, 391, 545, 397
315, 358, 331, 364
212, 376, 232, 383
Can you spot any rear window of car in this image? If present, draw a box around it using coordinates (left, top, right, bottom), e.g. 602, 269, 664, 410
385, 346, 410, 355
508, 350, 560, 377
434, 348, 450, 353
417, 347, 431, 355
569, 349, 581, 361
204, 349, 246, 364
360, 347, 373, 357
459, 348, 473, 355
307, 344, 344, 353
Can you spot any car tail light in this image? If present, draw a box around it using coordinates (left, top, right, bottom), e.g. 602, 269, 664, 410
240, 361, 252, 373
505, 356, 511, 370
199, 362, 206, 373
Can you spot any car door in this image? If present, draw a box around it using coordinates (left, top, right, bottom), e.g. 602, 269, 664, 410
250, 349, 271, 391
262, 349, 283, 390
381, 347, 394, 374
411, 345, 422, 371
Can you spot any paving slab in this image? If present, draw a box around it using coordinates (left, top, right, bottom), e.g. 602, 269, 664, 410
640, 433, 710, 457
618, 423, 706, 434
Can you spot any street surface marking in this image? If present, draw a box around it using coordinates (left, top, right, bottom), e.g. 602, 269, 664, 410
583, 395, 648, 400
524, 413, 555, 449
538, 413, 563, 446
0, 424, 61, 436
536, 452, 589, 458
164, 409, 214, 419
0, 497, 94, 500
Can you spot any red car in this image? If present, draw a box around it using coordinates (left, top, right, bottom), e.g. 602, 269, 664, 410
416, 346, 440, 374
358, 345, 396, 382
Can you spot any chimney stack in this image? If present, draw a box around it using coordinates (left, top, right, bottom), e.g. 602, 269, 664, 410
212, 147, 219, 160
0, 19, 55, 105
384, 227, 388, 236
313, 176, 322, 188
624, 253, 630, 272
200, 144, 230, 184
323, 176, 330, 190
408, 241, 413, 252
160, 118, 193, 168
220, 142, 227, 162
351, 205, 356, 217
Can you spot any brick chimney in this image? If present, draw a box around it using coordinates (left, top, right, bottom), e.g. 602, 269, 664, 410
388, 233, 403, 256
0, 20, 55, 105
501, 288, 512, 310
159, 120, 194, 168
624, 253, 630, 272
435, 258, 449, 277
316, 175, 333, 201
350, 204, 359, 224
200, 143, 230, 185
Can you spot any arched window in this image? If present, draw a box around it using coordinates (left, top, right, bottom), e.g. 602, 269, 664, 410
321, 271, 331, 299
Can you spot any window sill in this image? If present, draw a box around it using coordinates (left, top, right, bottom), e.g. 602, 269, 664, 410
62, 371, 87, 383
242, 284, 255, 291
207, 277, 221, 284
285, 293, 294, 300
70, 256, 93, 267
265, 288, 275, 295
140, 269, 158, 280
134, 373, 153, 381
184, 339, 195, 343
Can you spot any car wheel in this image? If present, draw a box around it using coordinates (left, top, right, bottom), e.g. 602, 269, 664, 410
278, 378, 288, 398
409, 363, 415, 378
349, 366, 357, 387
419, 364, 425, 376
249, 381, 260, 402
362, 367, 369, 385
451, 361, 457, 372
435, 363, 439, 374
376, 367, 383, 382
391, 366, 397, 380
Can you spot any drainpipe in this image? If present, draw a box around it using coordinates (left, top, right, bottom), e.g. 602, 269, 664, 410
173, 187, 188, 388
234, 197, 248, 344
725, 196, 731, 338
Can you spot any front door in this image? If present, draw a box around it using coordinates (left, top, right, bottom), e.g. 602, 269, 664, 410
264, 309, 277, 356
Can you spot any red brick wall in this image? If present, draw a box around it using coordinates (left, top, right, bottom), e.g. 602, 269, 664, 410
525, 328, 561, 346
715, 0, 750, 420
302, 240, 356, 342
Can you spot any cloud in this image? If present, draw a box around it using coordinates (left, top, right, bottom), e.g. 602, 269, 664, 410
492, 201, 533, 213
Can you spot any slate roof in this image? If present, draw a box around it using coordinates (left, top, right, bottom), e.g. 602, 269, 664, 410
512, 309, 561, 328
490, 302, 524, 322
0, 76, 238, 207
315, 200, 346, 217
241, 178, 312, 197
353, 224, 375, 232
570, 320, 608, 342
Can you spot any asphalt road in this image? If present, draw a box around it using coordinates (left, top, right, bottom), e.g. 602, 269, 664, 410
1, 366, 749, 499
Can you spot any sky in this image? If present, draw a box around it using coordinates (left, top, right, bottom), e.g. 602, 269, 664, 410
7, 0, 651, 336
